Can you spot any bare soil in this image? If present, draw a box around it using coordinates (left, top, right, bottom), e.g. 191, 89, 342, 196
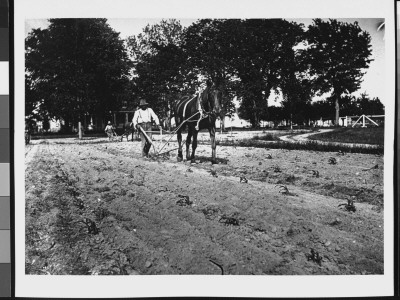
25, 135, 384, 275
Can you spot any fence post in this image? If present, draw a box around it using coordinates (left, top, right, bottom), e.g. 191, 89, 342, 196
78, 121, 82, 140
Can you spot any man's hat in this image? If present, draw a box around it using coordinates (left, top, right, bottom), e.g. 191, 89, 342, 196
139, 99, 149, 107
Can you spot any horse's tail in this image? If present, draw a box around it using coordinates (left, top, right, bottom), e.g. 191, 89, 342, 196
171, 102, 179, 127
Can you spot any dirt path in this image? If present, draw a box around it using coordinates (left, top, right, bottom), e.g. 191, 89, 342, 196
279, 129, 335, 142
279, 129, 381, 149
25, 139, 384, 275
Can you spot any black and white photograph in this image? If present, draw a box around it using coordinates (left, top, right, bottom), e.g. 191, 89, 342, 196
14, 0, 395, 298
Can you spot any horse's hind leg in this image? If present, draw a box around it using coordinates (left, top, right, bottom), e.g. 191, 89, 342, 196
190, 130, 198, 163
209, 126, 217, 164
177, 129, 183, 162
186, 128, 193, 161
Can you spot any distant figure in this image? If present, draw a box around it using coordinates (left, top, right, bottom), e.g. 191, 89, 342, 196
132, 99, 161, 158
104, 121, 114, 141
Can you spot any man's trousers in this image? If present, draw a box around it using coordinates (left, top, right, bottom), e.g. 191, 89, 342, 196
138, 122, 152, 157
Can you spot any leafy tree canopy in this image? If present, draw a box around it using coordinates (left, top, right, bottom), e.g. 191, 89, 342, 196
25, 18, 131, 130
126, 19, 189, 126
232, 19, 305, 127
304, 19, 373, 124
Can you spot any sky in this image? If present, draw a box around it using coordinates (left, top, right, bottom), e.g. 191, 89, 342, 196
25, 17, 386, 105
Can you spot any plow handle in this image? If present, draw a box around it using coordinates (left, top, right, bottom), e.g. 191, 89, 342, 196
137, 125, 157, 153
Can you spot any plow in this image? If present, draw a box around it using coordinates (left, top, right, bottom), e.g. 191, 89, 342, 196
135, 111, 202, 157
136, 125, 179, 157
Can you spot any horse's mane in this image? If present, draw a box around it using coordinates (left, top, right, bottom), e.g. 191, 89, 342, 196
200, 83, 220, 112
173, 83, 219, 116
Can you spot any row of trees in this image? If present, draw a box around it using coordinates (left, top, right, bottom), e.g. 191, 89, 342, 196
25, 18, 379, 131
268, 92, 384, 127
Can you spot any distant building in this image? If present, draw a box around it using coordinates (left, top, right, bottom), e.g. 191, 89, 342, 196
314, 118, 334, 127
216, 112, 252, 129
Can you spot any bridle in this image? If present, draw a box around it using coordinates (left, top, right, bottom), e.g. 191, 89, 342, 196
200, 86, 221, 117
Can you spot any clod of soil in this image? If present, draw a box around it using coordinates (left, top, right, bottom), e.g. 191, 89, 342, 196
25, 138, 384, 275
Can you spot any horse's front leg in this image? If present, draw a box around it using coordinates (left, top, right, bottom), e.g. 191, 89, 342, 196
186, 128, 193, 161
209, 126, 217, 164
177, 129, 183, 162
190, 130, 198, 163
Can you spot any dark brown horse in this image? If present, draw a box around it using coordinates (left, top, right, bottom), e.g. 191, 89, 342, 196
173, 83, 222, 164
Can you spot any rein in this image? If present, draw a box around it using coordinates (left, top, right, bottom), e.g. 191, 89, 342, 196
154, 88, 218, 155
155, 111, 202, 155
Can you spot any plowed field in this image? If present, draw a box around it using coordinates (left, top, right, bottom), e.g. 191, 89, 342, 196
25, 136, 384, 275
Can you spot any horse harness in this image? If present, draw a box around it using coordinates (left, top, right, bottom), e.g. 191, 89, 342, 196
177, 89, 213, 130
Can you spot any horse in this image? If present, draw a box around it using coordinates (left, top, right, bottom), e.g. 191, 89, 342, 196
120, 122, 135, 142
173, 83, 222, 164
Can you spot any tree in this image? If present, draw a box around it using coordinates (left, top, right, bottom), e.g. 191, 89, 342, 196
310, 100, 334, 121
310, 93, 384, 124
338, 94, 358, 117
25, 18, 131, 132
266, 105, 285, 128
127, 19, 190, 128
25, 73, 42, 120
354, 92, 384, 115
134, 44, 189, 126
227, 19, 305, 128
183, 19, 238, 130
304, 19, 373, 125
127, 19, 184, 62
278, 21, 314, 128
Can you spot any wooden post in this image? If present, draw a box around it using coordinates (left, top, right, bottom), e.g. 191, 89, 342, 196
160, 126, 163, 141
290, 113, 293, 130
352, 115, 363, 127
78, 121, 82, 140
365, 115, 379, 127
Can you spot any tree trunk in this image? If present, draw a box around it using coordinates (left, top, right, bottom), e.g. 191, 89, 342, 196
253, 114, 260, 128
252, 95, 261, 128
335, 95, 340, 126
220, 112, 225, 132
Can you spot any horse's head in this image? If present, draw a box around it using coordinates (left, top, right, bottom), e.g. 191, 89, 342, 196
201, 84, 222, 118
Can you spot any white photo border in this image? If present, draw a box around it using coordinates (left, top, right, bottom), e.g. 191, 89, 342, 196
15, 0, 395, 297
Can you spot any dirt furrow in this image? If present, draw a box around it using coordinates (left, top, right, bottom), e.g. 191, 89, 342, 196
25, 138, 384, 275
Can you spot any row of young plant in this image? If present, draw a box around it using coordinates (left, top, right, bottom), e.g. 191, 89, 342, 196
213, 140, 384, 155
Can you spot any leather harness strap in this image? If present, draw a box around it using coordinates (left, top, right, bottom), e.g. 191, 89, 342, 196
183, 96, 196, 119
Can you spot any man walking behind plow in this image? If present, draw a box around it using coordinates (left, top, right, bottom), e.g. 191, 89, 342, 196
132, 99, 161, 158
